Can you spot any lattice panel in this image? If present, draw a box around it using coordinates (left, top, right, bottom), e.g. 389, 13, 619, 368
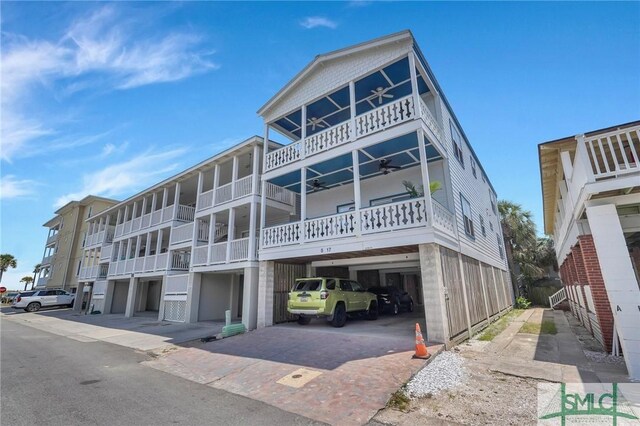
164, 300, 186, 322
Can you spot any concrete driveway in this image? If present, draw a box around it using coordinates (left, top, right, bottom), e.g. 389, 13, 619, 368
144, 312, 442, 425
0, 307, 222, 351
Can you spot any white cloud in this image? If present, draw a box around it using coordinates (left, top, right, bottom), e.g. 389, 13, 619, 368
54, 147, 186, 208
299, 17, 338, 30
0, 5, 218, 162
0, 175, 37, 199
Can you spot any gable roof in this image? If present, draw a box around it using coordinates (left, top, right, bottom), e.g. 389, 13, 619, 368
257, 30, 414, 116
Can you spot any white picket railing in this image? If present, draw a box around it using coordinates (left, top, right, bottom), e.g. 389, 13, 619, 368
305, 212, 358, 241
156, 252, 169, 270
356, 96, 415, 138
192, 246, 209, 266
198, 189, 214, 211
215, 183, 233, 205
549, 287, 567, 308
234, 175, 253, 198
304, 121, 351, 157
264, 182, 296, 206
197, 221, 210, 242
419, 98, 444, 146
170, 222, 194, 245
360, 198, 428, 234
583, 126, 639, 180
209, 242, 227, 263
176, 205, 195, 222
262, 222, 302, 248
97, 264, 109, 279
431, 199, 456, 235
265, 141, 301, 171
171, 252, 190, 271
229, 238, 250, 261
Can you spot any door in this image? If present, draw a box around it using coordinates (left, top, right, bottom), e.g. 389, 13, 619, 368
349, 280, 368, 310
55, 290, 72, 305
338, 280, 357, 312
41, 290, 57, 306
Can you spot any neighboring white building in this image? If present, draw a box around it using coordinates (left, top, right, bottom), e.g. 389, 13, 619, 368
539, 120, 640, 379
82, 31, 512, 347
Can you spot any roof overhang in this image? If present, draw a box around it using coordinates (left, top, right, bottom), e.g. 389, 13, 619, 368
257, 30, 414, 117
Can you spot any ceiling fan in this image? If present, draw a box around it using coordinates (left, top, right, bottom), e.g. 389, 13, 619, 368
307, 117, 326, 131
310, 179, 328, 191
371, 87, 394, 104
379, 158, 401, 175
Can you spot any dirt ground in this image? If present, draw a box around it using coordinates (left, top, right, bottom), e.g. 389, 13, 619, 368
373, 342, 540, 425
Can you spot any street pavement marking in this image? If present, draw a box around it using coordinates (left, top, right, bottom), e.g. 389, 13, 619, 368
276, 368, 323, 388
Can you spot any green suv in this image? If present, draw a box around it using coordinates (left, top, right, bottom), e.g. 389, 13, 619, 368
288, 277, 378, 327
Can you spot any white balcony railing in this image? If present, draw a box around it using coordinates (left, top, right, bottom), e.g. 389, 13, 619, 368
171, 251, 190, 271
431, 200, 456, 235
41, 254, 53, 265
215, 183, 233, 205
192, 246, 209, 266
583, 126, 639, 180
210, 242, 228, 264
419, 98, 444, 148
144, 255, 157, 272
229, 238, 250, 261
234, 175, 253, 198
264, 182, 296, 206
98, 264, 109, 279
46, 233, 58, 245
197, 221, 210, 242
265, 96, 421, 173
198, 189, 214, 211
176, 205, 195, 222
170, 222, 194, 245
263, 197, 433, 248
156, 252, 169, 270
100, 244, 113, 261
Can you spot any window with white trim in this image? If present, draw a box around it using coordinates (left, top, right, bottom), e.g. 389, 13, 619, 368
480, 215, 486, 237
460, 193, 474, 238
490, 189, 497, 215
470, 156, 477, 178
450, 121, 464, 167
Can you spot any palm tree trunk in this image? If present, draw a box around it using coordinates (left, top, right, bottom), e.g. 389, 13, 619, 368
31, 273, 37, 290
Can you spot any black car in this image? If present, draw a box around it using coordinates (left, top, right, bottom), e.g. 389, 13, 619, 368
367, 286, 414, 315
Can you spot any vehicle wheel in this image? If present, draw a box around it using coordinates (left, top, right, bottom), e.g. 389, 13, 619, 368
331, 303, 347, 328
408, 301, 414, 312
297, 315, 311, 325
367, 302, 379, 320
392, 303, 400, 315
26, 302, 41, 312
67, 299, 75, 308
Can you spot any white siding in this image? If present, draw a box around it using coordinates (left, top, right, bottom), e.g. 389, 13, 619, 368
439, 100, 507, 270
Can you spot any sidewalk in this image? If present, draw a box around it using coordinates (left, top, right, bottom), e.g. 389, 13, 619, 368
0, 307, 221, 351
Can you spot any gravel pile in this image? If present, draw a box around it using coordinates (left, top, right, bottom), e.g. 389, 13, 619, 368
405, 351, 466, 398
584, 350, 625, 364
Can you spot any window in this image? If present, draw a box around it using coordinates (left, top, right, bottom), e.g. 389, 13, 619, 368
480, 215, 486, 237
325, 279, 336, 290
470, 156, 477, 178
450, 121, 464, 167
490, 221, 494, 232
490, 189, 497, 214
87, 206, 93, 218
293, 280, 322, 292
369, 193, 411, 207
350, 281, 364, 292
337, 203, 355, 213
497, 234, 504, 259
340, 281, 353, 292
460, 193, 474, 238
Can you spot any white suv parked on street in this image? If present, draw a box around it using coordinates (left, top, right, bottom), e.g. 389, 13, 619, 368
12, 289, 75, 312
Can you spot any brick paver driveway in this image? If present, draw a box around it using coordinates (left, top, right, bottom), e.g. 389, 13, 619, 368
145, 313, 442, 425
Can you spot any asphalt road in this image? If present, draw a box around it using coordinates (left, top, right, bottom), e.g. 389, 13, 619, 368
1, 319, 322, 426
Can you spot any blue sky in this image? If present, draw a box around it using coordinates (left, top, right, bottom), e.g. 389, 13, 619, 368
1, 1, 639, 288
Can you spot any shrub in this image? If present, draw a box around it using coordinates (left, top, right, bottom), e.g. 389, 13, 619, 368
515, 296, 531, 309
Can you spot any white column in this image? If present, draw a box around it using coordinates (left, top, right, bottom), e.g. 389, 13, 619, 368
116, 209, 122, 225
151, 192, 157, 213
231, 156, 239, 199
73, 282, 85, 311
300, 167, 307, 242
408, 52, 421, 114
145, 232, 152, 257
173, 182, 181, 219
103, 280, 115, 314
162, 187, 169, 208
259, 126, 269, 249
248, 197, 258, 261
195, 171, 204, 210
226, 208, 236, 262
207, 213, 217, 263
257, 260, 275, 328
213, 164, 220, 205
417, 131, 435, 223
185, 272, 202, 323
123, 205, 129, 225
349, 80, 356, 140
352, 150, 361, 236
586, 204, 640, 379
242, 266, 259, 330
419, 243, 450, 344
156, 229, 163, 269
157, 275, 167, 321
135, 235, 142, 259
141, 197, 148, 220
124, 276, 138, 318
132, 201, 138, 221
300, 103, 307, 159
251, 144, 260, 194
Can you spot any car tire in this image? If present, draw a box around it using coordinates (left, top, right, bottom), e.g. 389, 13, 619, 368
67, 300, 75, 308
297, 315, 311, 325
392, 303, 399, 315
331, 303, 347, 328
367, 302, 379, 320
26, 302, 41, 312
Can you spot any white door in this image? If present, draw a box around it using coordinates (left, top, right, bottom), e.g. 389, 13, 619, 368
40, 290, 57, 306
55, 290, 72, 305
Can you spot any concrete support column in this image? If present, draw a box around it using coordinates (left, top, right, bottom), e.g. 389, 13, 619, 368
418, 243, 450, 344
586, 204, 640, 378
157, 276, 167, 321
242, 266, 259, 330
124, 276, 138, 318
185, 272, 202, 323
73, 282, 85, 311
257, 260, 275, 328
103, 280, 115, 314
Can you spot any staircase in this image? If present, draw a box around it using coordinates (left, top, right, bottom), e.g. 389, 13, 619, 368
548, 287, 567, 309
214, 223, 228, 243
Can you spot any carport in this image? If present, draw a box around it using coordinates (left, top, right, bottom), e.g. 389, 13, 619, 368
110, 280, 130, 314
134, 279, 162, 316
196, 272, 243, 322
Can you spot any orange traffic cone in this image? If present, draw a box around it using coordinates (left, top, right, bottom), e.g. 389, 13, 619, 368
413, 323, 430, 359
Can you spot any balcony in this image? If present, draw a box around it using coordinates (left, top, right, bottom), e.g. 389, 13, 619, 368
46, 233, 58, 246
170, 222, 194, 245
265, 95, 442, 173
41, 254, 53, 265
192, 237, 259, 267
37, 276, 49, 287
107, 252, 171, 277
114, 204, 194, 238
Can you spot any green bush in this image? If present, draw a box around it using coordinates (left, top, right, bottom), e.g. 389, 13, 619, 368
515, 296, 531, 309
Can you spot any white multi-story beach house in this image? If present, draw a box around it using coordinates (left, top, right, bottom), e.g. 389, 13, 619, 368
79, 31, 512, 347
539, 120, 640, 378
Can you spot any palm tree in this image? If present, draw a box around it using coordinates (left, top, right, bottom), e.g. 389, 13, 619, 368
31, 263, 42, 290
402, 180, 442, 197
20, 276, 34, 291
0, 254, 17, 283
